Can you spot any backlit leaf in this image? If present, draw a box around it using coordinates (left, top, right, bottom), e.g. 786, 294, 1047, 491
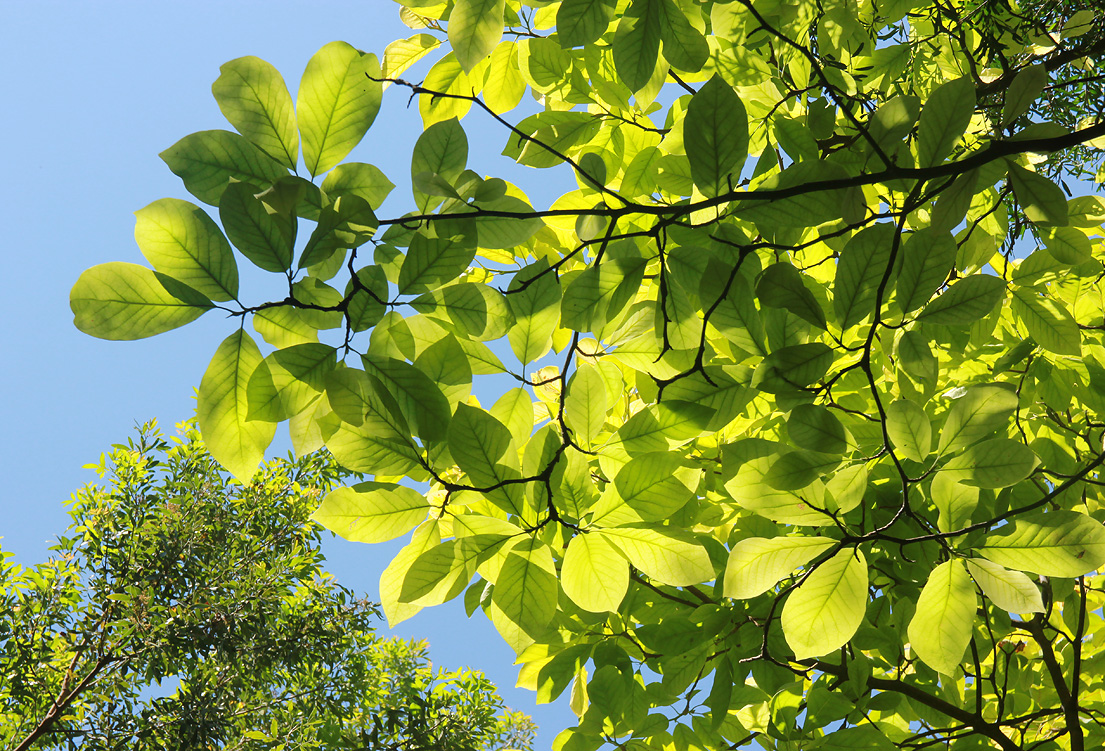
781, 549, 867, 659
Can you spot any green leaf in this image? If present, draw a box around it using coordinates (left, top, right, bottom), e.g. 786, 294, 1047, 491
684, 75, 748, 198
297, 42, 382, 177
724, 536, 836, 600
1008, 164, 1069, 227
599, 526, 714, 587
246, 343, 336, 422
381, 522, 440, 626
897, 330, 938, 386
938, 384, 1018, 453
977, 511, 1105, 577
362, 355, 452, 443
160, 129, 289, 206
613, 0, 662, 93
896, 228, 958, 315
908, 560, 976, 675
930, 472, 979, 533
565, 363, 608, 444
966, 558, 1044, 613
781, 548, 867, 659
412, 118, 469, 213
70, 262, 212, 341
917, 77, 975, 167
299, 194, 378, 271
613, 453, 696, 521
211, 55, 299, 170
411, 283, 515, 341
786, 405, 846, 454
398, 228, 478, 294
1003, 64, 1047, 126
557, 0, 616, 47
197, 330, 276, 482
449, 0, 506, 73
401, 539, 477, 606
561, 256, 647, 333
943, 438, 1039, 488
756, 263, 827, 330
219, 181, 295, 273
134, 198, 238, 302
885, 399, 931, 462
1010, 286, 1081, 356
321, 162, 395, 209
313, 482, 429, 543
736, 161, 850, 228
657, 0, 708, 73
562, 532, 629, 613
507, 261, 561, 364
752, 343, 833, 393
916, 274, 1005, 325
448, 404, 529, 518
489, 538, 559, 653
834, 224, 894, 329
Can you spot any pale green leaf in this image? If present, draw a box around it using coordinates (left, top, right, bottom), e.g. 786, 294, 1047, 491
212, 55, 299, 170
450, 0, 506, 72
724, 536, 836, 600
756, 263, 827, 330
943, 438, 1039, 488
70, 262, 212, 341
917, 274, 1005, 325
917, 77, 975, 167
786, 404, 847, 454
362, 355, 452, 443
885, 399, 932, 462
684, 75, 748, 198
381, 522, 440, 626
134, 198, 238, 302
1011, 286, 1081, 356
562, 533, 629, 613
896, 228, 958, 314
160, 129, 289, 206
930, 472, 979, 533
197, 330, 276, 482
966, 558, 1044, 613
321, 162, 395, 209
313, 482, 429, 543
297, 42, 382, 177
908, 560, 976, 675
938, 384, 1018, 453
1003, 64, 1047, 126
219, 181, 295, 273
1008, 164, 1069, 227
565, 363, 608, 443
600, 526, 714, 587
781, 549, 868, 659
246, 343, 336, 422
489, 538, 560, 653
977, 511, 1105, 577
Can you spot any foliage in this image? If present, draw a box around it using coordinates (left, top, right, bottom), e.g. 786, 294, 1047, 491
70, 0, 1105, 749
0, 422, 534, 751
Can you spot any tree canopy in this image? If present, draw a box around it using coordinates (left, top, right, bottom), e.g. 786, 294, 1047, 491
70, 0, 1105, 749
0, 422, 533, 751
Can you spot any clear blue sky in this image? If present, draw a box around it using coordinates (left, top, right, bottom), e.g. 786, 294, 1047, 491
1, 2, 576, 745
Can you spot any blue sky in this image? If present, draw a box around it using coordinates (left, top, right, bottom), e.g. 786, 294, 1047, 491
2, 1, 577, 745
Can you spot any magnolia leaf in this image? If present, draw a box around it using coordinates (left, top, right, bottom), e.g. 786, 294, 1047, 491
212, 56, 299, 170
977, 511, 1105, 577
885, 399, 932, 462
786, 404, 847, 454
1008, 164, 1069, 227
896, 228, 957, 315
1003, 64, 1047, 126
917, 77, 975, 167
942, 438, 1039, 488
246, 343, 336, 423
966, 558, 1044, 613
298, 42, 382, 177
834, 223, 894, 329
1010, 286, 1081, 356
600, 526, 714, 587
684, 74, 747, 198
724, 536, 836, 600
916, 275, 1005, 325
70, 262, 212, 341
908, 560, 976, 675
450, 0, 506, 72
134, 198, 238, 302
562, 532, 629, 613
756, 263, 827, 330
219, 181, 295, 273
160, 129, 289, 206
489, 538, 559, 653
313, 482, 429, 543
930, 472, 979, 533
565, 363, 608, 443
558, 0, 616, 47
781, 549, 867, 659
938, 384, 1018, 453
197, 330, 276, 482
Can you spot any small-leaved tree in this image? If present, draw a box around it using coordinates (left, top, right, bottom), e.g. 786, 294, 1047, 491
71, 1, 1105, 749
0, 422, 534, 751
